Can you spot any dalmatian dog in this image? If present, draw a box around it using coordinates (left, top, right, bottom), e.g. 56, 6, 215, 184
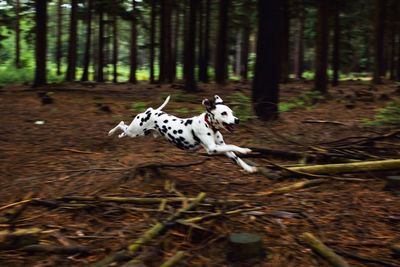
108, 95, 258, 173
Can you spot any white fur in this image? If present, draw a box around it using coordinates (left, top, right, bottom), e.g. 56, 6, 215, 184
108, 95, 257, 173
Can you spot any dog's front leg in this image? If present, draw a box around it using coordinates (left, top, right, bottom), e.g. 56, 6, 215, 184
214, 132, 257, 173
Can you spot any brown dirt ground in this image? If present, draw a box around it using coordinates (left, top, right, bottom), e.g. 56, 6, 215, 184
0, 81, 399, 267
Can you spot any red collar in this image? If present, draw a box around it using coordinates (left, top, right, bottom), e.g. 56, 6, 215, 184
204, 113, 217, 132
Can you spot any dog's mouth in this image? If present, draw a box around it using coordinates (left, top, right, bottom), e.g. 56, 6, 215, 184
223, 123, 234, 133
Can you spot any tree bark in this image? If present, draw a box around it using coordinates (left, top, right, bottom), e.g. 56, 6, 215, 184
389, 0, 397, 80
252, 0, 283, 121
97, 9, 105, 82
15, 0, 21, 68
281, 0, 290, 83
149, 0, 157, 83
33, 0, 47, 87
198, 0, 204, 80
332, 4, 341, 87
215, 0, 229, 84
184, 0, 199, 91
65, 0, 78, 82
373, 0, 387, 84
294, 0, 305, 80
56, 0, 63, 76
314, 0, 329, 94
81, 0, 92, 81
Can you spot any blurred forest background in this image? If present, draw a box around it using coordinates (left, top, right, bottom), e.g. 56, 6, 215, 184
0, 0, 398, 86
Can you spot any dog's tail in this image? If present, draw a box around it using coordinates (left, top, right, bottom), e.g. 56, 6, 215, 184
156, 95, 170, 111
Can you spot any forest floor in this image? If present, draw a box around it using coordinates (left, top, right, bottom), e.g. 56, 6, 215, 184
0, 81, 400, 267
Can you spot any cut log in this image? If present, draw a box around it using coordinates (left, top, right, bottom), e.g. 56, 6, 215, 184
227, 233, 264, 261
92, 192, 206, 267
287, 159, 400, 175
21, 244, 92, 255
300, 232, 350, 267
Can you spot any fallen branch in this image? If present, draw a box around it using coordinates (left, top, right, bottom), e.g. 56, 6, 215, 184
287, 159, 400, 175
256, 179, 327, 196
21, 244, 93, 255
159, 251, 186, 267
301, 119, 349, 126
300, 232, 350, 267
92, 192, 206, 267
0, 228, 48, 250
60, 196, 198, 205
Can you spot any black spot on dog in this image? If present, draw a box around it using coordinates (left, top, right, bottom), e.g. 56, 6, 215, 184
173, 130, 177, 134
191, 130, 201, 144
207, 133, 211, 136
178, 129, 183, 134
184, 119, 193, 126
173, 119, 177, 121
136, 115, 140, 119
179, 137, 185, 142
139, 122, 143, 126
145, 110, 151, 115
164, 120, 168, 123
205, 124, 209, 128
168, 127, 171, 130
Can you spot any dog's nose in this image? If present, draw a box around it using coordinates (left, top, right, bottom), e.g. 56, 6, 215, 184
234, 118, 240, 124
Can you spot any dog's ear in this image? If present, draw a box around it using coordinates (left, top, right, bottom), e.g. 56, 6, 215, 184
214, 95, 224, 104
202, 99, 215, 111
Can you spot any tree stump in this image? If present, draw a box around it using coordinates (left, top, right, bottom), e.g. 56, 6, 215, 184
226, 233, 264, 261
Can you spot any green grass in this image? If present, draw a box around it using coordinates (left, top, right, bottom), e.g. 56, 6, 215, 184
366, 100, 400, 127
279, 91, 324, 112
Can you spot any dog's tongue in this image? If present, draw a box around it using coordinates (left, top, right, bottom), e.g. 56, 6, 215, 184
225, 124, 234, 133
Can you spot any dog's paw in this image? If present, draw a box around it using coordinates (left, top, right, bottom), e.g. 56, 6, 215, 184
118, 133, 126, 138
239, 148, 252, 154
108, 129, 115, 136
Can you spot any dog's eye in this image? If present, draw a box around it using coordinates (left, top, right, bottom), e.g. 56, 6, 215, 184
221, 112, 227, 116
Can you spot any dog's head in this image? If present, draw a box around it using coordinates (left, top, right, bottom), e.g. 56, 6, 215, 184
202, 95, 239, 132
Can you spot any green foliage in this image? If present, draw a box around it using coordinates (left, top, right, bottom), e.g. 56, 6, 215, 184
367, 100, 400, 127
228, 92, 255, 121
279, 91, 324, 112
130, 101, 147, 113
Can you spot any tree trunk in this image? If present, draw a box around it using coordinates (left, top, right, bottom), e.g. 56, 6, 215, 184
33, 0, 47, 87
112, 15, 118, 83
373, 0, 387, 84
252, 0, 283, 121
56, 0, 63, 76
159, 0, 173, 83
389, 0, 397, 80
15, 0, 21, 68
97, 9, 105, 82
184, 0, 199, 92
81, 0, 92, 81
240, 15, 250, 82
281, 0, 290, 83
314, 0, 329, 94
332, 4, 340, 87
129, 0, 137, 83
215, 0, 229, 84
65, 0, 78, 82
171, 0, 180, 81
294, 0, 305, 80
198, 0, 204, 80
149, 0, 157, 83
199, 0, 210, 82
234, 30, 241, 77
